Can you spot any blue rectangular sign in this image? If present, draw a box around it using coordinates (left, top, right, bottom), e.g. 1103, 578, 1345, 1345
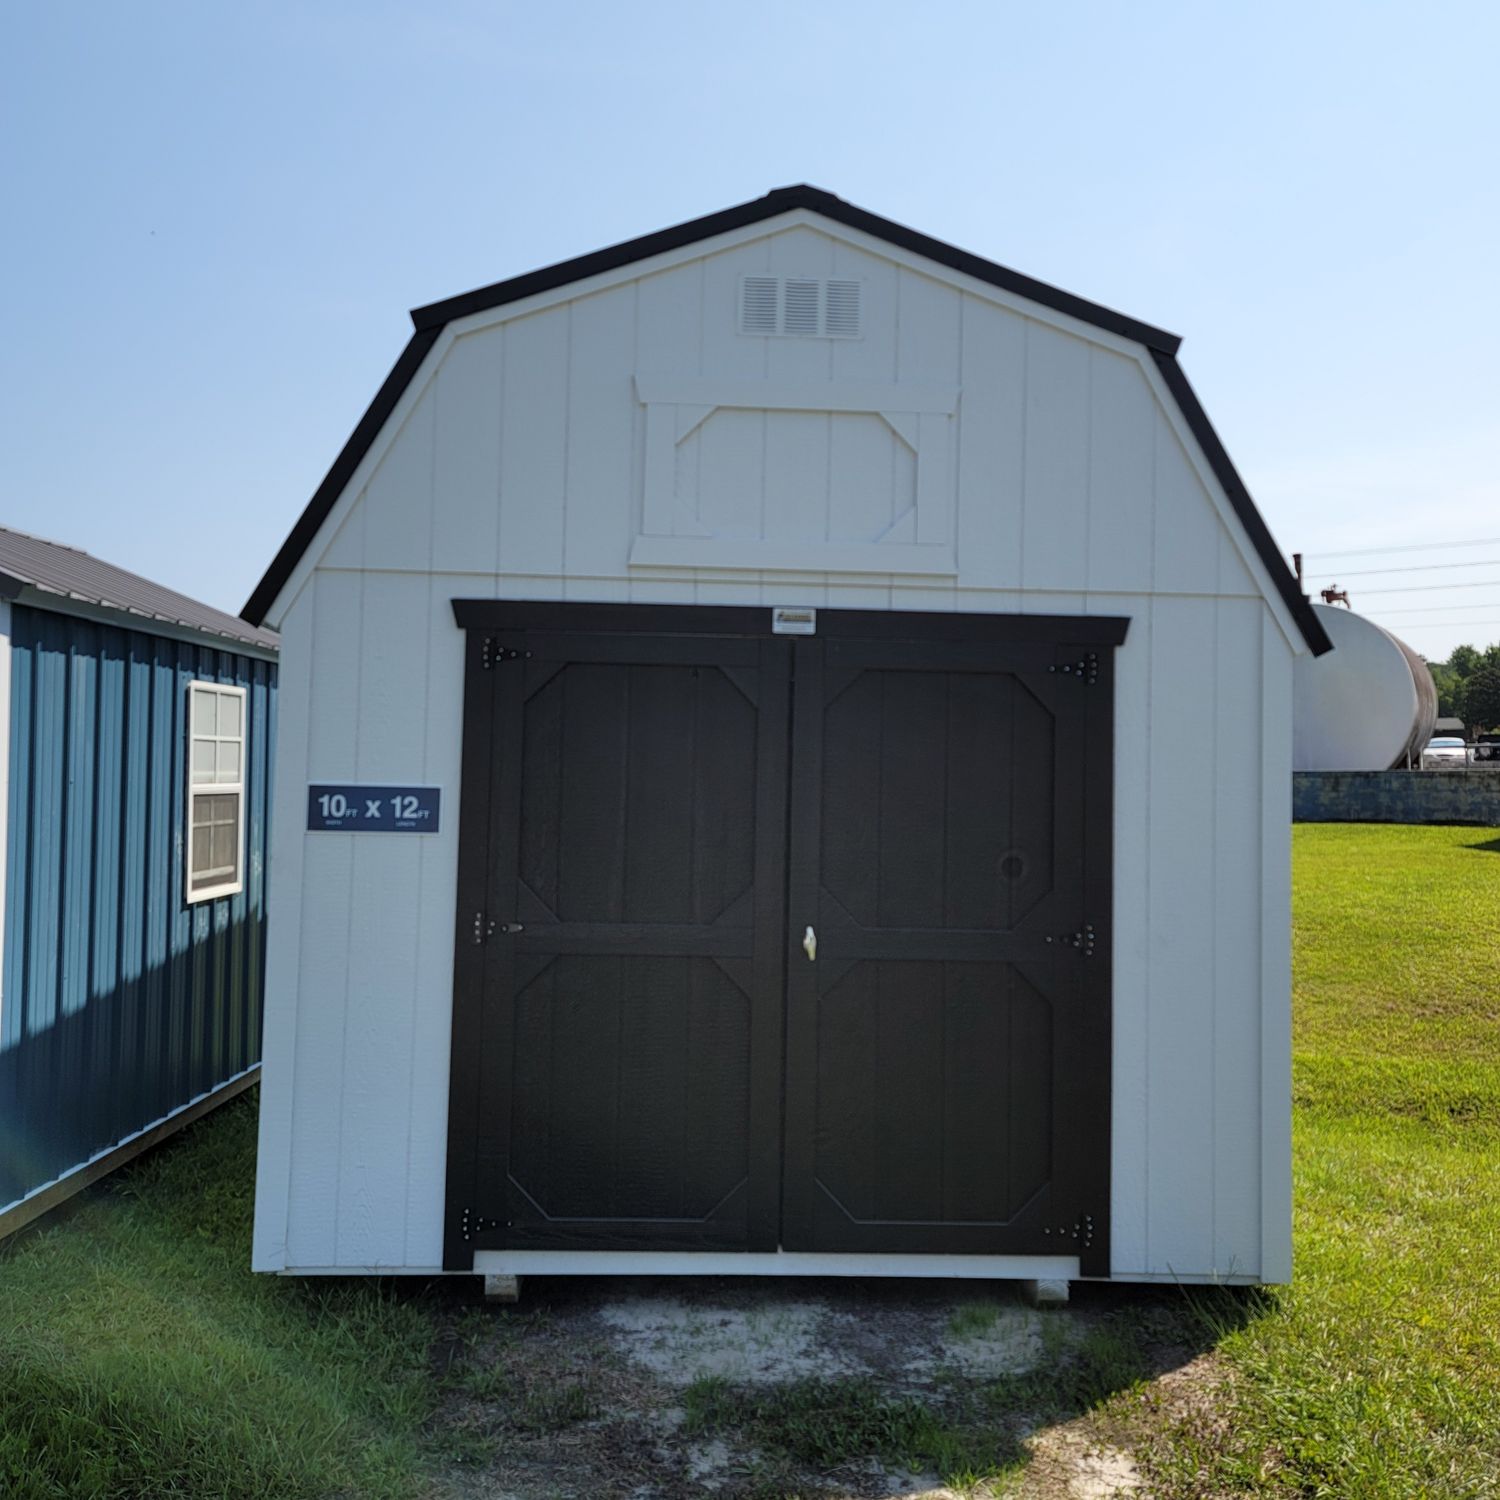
307, 784, 441, 833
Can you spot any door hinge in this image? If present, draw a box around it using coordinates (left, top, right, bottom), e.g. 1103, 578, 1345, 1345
459, 1205, 504, 1241
1047, 652, 1100, 685
1041, 1212, 1096, 1250
472, 913, 525, 944
1046, 923, 1096, 957
480, 638, 530, 670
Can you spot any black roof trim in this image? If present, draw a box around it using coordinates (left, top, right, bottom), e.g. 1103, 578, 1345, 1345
243, 186, 1328, 657
410, 185, 1183, 354
1147, 351, 1332, 656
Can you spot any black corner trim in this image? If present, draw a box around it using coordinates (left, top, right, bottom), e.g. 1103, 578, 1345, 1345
1147, 351, 1333, 658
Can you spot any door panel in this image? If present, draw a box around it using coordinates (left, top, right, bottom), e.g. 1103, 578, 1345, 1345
782, 631, 1112, 1271
812, 960, 1053, 1228
445, 621, 789, 1263
508, 955, 752, 1223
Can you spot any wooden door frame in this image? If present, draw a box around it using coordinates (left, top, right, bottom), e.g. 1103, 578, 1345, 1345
443, 600, 1128, 1273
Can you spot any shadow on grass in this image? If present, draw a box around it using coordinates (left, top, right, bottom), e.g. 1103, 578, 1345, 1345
1463, 835, 1500, 854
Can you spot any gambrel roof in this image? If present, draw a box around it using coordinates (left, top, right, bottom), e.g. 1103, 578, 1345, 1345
242, 185, 1331, 654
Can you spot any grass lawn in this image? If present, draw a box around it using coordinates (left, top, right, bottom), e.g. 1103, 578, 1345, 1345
0, 822, 1496, 1498
1139, 824, 1500, 1497
0, 1098, 460, 1499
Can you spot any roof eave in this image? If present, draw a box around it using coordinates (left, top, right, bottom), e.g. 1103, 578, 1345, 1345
1147, 350, 1333, 657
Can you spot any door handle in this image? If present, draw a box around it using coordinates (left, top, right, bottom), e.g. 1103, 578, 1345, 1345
802, 925, 816, 962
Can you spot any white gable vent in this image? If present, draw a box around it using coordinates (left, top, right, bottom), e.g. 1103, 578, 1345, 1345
739, 276, 862, 338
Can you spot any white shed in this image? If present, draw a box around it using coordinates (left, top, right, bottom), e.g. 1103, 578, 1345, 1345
245, 186, 1331, 1293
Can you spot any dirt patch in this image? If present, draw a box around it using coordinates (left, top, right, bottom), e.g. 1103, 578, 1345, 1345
598, 1295, 861, 1384
1024, 1421, 1142, 1497
430, 1277, 1224, 1500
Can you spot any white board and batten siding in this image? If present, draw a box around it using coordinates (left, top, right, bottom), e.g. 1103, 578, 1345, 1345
252, 209, 1304, 1284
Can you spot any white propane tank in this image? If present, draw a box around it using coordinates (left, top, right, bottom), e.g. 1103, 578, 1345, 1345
1293, 603, 1438, 771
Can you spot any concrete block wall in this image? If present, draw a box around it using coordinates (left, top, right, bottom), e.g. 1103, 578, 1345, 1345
1293, 770, 1500, 826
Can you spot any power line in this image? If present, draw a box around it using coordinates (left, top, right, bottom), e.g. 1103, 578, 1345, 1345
1368, 600, 1500, 612
1340, 580, 1500, 596
1304, 558, 1500, 579
1301, 536, 1500, 559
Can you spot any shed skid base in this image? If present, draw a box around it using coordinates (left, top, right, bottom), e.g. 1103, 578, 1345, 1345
483, 1274, 521, 1303
1022, 1278, 1071, 1307
471, 1250, 1082, 1280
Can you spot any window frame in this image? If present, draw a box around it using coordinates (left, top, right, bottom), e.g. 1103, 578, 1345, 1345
186, 680, 247, 905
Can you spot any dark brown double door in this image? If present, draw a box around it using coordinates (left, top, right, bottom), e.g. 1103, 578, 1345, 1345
445, 604, 1124, 1274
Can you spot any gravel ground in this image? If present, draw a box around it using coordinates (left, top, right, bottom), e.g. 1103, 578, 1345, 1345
431, 1276, 1158, 1500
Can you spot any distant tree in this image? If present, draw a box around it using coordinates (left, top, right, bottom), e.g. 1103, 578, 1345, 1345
1466, 667, 1500, 734
1449, 644, 1482, 678
1428, 662, 1466, 722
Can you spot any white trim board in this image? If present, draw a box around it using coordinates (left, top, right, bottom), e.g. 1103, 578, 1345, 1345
473, 1251, 1082, 1279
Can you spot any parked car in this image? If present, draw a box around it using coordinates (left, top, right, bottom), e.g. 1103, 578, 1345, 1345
1421, 736, 1472, 768
1473, 733, 1500, 763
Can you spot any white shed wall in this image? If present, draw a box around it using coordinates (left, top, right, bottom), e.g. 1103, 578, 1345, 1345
253, 222, 1296, 1281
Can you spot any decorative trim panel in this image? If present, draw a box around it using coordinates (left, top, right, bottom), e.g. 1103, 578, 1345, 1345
633, 375, 959, 574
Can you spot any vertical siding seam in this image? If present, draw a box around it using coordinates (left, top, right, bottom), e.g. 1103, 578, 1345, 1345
696, 265, 708, 609
115, 638, 133, 1105
1142, 597, 1153, 1272
1209, 600, 1220, 1270
1144, 410, 1159, 1273
16, 629, 36, 1046
494, 326, 508, 582
694, 259, 706, 378
400, 572, 440, 1258
332, 573, 367, 1262
560, 304, 574, 583
281, 584, 318, 1261
954, 297, 966, 585
56, 634, 74, 1028
1256, 619, 1265, 1268
1148, 414, 1160, 595
1083, 349, 1095, 595
1018, 322, 1029, 593
628, 283, 643, 601
426, 349, 439, 579
88, 631, 105, 1147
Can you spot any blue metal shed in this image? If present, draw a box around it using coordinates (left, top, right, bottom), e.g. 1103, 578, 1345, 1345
0, 527, 278, 1238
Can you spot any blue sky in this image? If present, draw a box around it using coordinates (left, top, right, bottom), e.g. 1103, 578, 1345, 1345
3, 1, 1497, 656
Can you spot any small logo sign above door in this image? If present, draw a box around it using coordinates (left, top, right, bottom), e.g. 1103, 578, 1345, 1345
307, 785, 441, 833
772, 607, 817, 635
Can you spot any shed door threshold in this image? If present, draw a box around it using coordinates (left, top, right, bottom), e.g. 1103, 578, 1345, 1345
473, 1250, 1081, 1280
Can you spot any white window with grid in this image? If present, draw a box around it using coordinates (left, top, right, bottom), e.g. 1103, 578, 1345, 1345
187, 682, 246, 903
